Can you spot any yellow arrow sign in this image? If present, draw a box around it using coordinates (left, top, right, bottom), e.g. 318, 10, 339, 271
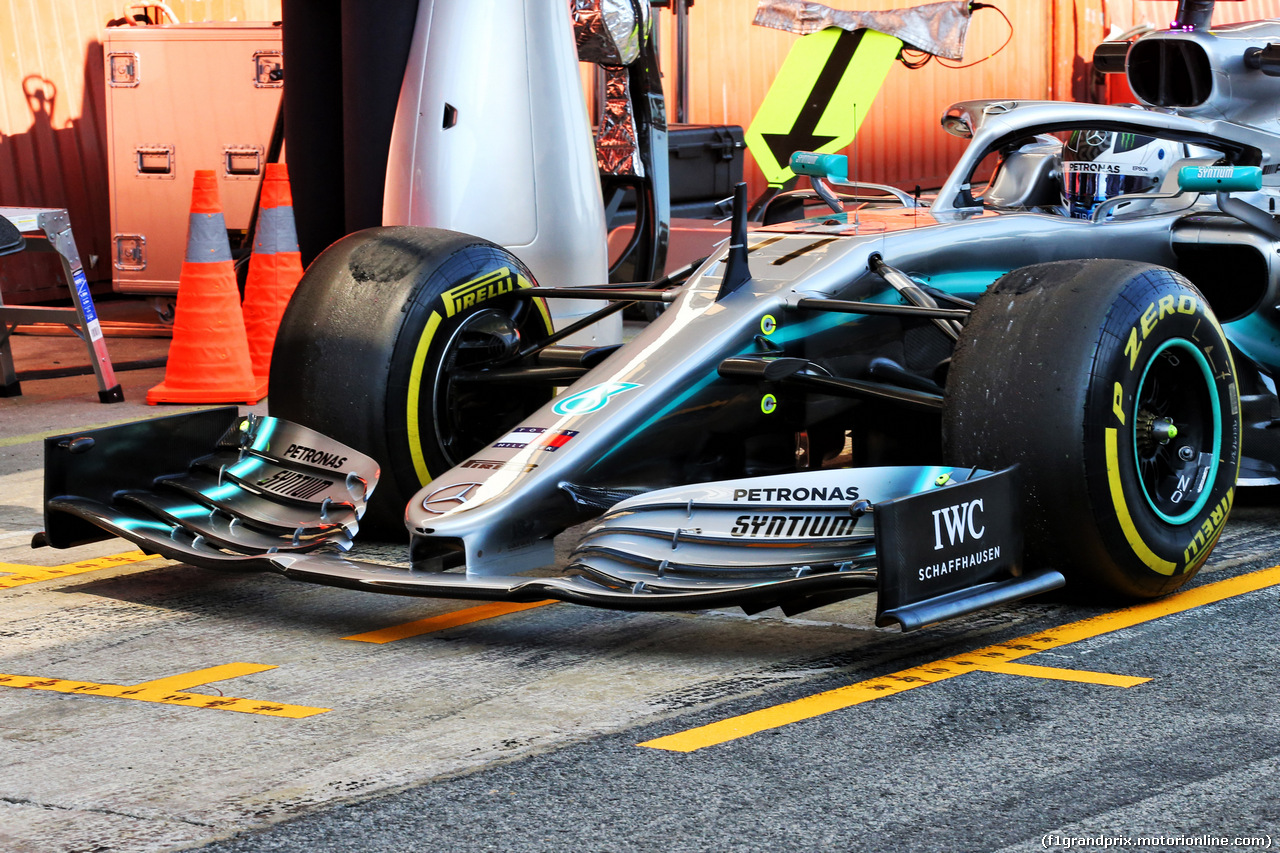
745, 27, 901, 187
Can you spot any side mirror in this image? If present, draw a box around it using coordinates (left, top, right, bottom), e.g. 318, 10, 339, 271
789, 151, 848, 182
1177, 165, 1263, 193
941, 107, 973, 139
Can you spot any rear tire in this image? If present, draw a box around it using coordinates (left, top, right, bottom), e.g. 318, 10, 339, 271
270, 227, 554, 537
943, 259, 1240, 599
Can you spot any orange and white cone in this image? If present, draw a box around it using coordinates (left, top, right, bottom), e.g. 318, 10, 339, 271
242, 162, 304, 387
147, 170, 267, 405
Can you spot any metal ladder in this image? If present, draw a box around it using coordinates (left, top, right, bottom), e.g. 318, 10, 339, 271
0, 207, 122, 403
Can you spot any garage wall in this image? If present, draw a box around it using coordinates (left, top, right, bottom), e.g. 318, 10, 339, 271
3, 1, 1280, 300
1053, 1, 1280, 100
650, 0, 1052, 196
0, 0, 280, 300
649, 0, 1280, 199
1126, 0, 1280, 26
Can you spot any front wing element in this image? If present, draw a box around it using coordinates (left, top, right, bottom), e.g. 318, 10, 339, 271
270, 465, 1059, 629
873, 464, 1036, 629
271, 551, 880, 611
39, 413, 1061, 629
39, 408, 379, 565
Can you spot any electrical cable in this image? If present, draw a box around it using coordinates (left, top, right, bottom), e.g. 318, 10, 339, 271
939, 3, 1013, 69
897, 3, 1013, 70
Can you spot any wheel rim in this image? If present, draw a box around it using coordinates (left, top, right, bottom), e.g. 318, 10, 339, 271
1132, 338, 1221, 524
430, 300, 549, 466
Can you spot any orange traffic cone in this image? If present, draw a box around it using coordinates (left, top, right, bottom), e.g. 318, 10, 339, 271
147, 170, 268, 405
242, 162, 304, 386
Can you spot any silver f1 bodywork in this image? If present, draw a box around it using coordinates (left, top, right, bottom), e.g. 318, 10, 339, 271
39, 8, 1280, 629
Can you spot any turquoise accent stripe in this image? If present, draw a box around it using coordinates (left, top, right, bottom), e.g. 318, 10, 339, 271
588, 372, 721, 472
590, 309, 864, 471
917, 270, 1007, 296
589, 270, 1014, 473
1134, 339, 1221, 525
1224, 312, 1280, 374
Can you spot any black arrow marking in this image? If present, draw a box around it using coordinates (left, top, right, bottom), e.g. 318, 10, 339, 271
761, 28, 866, 177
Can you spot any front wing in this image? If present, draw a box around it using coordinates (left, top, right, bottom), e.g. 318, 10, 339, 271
38, 410, 1062, 631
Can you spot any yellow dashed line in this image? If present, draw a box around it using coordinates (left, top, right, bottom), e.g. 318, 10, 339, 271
0, 550, 164, 590
641, 565, 1280, 752
0, 662, 328, 718
344, 600, 556, 643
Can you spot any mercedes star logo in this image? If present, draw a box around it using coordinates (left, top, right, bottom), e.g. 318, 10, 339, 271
421, 482, 482, 514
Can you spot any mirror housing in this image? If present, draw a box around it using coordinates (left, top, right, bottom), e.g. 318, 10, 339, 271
1177, 165, 1263, 193
789, 151, 849, 182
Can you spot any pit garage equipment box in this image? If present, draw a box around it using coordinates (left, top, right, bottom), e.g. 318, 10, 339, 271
607, 124, 745, 227
102, 22, 282, 294
667, 124, 746, 213
607, 124, 745, 273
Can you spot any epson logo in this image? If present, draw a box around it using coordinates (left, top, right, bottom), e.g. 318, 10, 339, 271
931, 500, 985, 550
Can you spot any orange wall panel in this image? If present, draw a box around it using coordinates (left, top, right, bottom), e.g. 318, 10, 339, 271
1120, 0, 1280, 27
5, 0, 1280, 300
651, 0, 1052, 198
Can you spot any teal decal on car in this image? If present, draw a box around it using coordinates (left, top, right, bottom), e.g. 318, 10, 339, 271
552, 382, 642, 416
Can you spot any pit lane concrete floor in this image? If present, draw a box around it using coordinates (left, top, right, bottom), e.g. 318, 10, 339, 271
3, 331, 1280, 853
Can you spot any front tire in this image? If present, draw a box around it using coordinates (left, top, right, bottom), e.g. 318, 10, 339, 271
944, 260, 1240, 599
270, 227, 554, 536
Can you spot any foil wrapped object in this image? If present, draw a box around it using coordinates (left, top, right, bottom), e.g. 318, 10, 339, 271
573, 0, 647, 66
754, 0, 971, 61
596, 65, 644, 177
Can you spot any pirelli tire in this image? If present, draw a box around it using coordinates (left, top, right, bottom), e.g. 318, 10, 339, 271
270, 226, 554, 537
943, 259, 1240, 600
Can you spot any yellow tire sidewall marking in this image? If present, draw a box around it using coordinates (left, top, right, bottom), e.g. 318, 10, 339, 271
404, 277, 551, 488
406, 310, 444, 487
1105, 427, 1178, 575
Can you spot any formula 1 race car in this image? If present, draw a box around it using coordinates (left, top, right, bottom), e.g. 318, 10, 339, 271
36, 0, 1280, 631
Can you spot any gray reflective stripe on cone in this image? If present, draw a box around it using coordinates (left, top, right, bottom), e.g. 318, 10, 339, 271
253, 206, 299, 255
185, 212, 233, 262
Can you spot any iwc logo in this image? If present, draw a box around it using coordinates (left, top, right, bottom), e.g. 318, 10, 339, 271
421, 482, 482, 514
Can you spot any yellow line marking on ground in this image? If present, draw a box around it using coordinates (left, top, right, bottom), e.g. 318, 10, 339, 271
344, 600, 556, 643
975, 661, 1150, 688
0, 550, 164, 590
0, 662, 328, 718
640, 565, 1280, 752
128, 663, 277, 692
